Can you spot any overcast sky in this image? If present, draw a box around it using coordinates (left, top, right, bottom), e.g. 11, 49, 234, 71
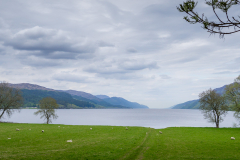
0, 0, 239, 108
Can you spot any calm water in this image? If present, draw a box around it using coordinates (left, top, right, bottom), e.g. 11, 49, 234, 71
2, 109, 238, 129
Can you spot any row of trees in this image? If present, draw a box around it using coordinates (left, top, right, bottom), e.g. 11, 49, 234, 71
0, 82, 58, 124
199, 75, 240, 128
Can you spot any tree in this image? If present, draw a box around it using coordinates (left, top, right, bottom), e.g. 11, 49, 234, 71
177, 0, 240, 38
199, 88, 228, 128
224, 75, 240, 119
34, 97, 59, 124
0, 82, 23, 120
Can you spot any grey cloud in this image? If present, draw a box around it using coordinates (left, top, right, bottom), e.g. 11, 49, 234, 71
0, 45, 6, 55
83, 59, 159, 80
213, 71, 240, 74
121, 61, 159, 70
32, 78, 50, 83
21, 57, 61, 68
127, 48, 137, 53
84, 59, 159, 75
84, 64, 126, 75
0, 18, 9, 29
160, 75, 171, 79
96, 72, 141, 80
216, 57, 240, 70
99, 1, 132, 22
4, 26, 97, 59
52, 73, 94, 83
1, 70, 13, 76
174, 57, 200, 64
98, 41, 115, 47
143, 4, 171, 16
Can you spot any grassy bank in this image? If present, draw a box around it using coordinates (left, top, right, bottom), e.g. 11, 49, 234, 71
0, 123, 240, 159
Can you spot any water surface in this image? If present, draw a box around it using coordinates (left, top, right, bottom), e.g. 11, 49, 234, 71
2, 109, 238, 129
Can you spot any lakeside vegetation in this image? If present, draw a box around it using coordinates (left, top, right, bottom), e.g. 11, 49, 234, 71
1, 123, 240, 159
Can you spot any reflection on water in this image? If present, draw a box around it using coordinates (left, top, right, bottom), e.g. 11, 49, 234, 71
2, 109, 238, 129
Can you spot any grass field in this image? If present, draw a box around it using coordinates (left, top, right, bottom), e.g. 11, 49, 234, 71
1, 123, 240, 160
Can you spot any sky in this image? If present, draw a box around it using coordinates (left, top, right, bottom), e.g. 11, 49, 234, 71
0, 0, 240, 108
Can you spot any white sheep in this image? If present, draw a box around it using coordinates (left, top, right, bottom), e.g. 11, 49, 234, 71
42, 130, 44, 133
126, 127, 128, 130
159, 131, 162, 134
231, 137, 235, 140
90, 128, 92, 130
16, 128, 19, 131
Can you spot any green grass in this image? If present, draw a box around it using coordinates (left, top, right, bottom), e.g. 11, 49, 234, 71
0, 123, 240, 160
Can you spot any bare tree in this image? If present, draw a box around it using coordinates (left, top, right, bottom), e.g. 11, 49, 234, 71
34, 97, 58, 124
199, 88, 228, 128
177, 0, 240, 38
224, 75, 240, 119
0, 82, 23, 120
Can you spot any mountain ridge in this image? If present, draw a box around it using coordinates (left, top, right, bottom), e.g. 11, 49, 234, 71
8, 83, 148, 109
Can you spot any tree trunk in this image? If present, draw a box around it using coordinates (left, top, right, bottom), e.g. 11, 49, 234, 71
216, 115, 219, 128
0, 109, 6, 119
46, 114, 49, 124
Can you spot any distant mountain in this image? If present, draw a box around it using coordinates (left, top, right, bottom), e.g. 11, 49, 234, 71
63, 90, 102, 102
172, 85, 227, 109
9, 83, 148, 109
171, 99, 200, 109
9, 83, 54, 91
61, 91, 148, 109
102, 97, 149, 109
95, 95, 110, 99
72, 95, 130, 109
61, 91, 127, 108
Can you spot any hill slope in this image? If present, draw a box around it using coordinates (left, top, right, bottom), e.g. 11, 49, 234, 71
99, 96, 149, 109
21, 89, 96, 109
172, 85, 227, 109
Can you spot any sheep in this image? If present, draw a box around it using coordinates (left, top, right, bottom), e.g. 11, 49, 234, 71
90, 128, 92, 130
231, 137, 235, 140
126, 127, 128, 130
42, 130, 44, 133
67, 140, 72, 142
159, 131, 162, 134
16, 128, 19, 131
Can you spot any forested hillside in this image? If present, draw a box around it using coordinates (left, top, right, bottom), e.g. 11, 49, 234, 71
22, 89, 96, 109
